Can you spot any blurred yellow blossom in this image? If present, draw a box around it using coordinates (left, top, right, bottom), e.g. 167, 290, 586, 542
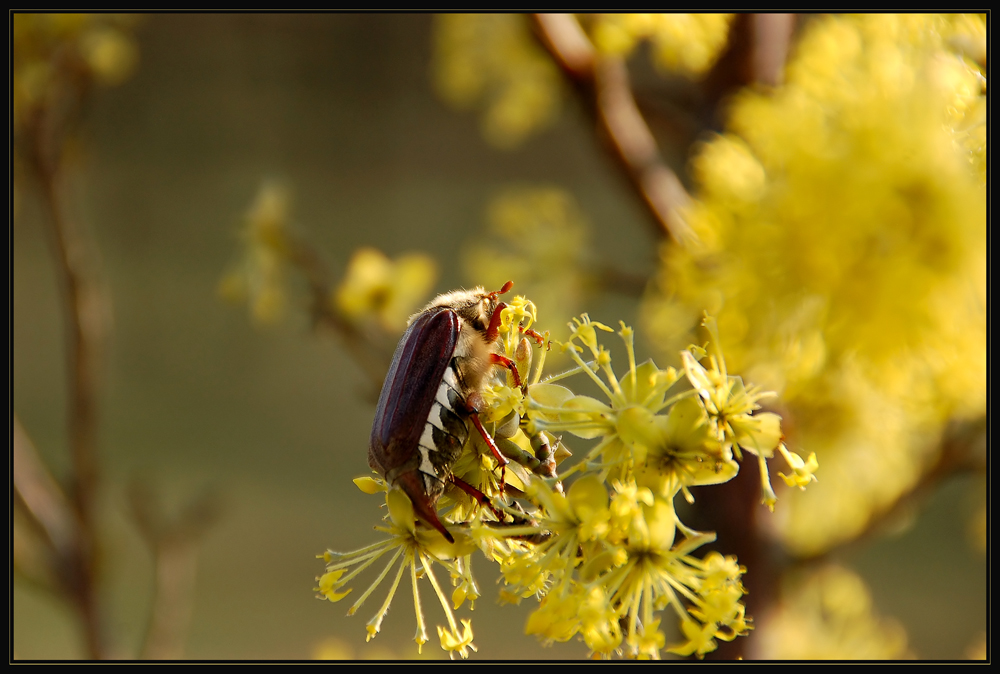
218, 183, 295, 326
644, 13, 985, 555
334, 247, 438, 333
756, 565, 911, 660
590, 13, 734, 77
464, 187, 591, 328
432, 14, 563, 148
13, 13, 139, 130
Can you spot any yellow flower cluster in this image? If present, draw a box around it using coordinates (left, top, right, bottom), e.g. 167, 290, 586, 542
644, 14, 985, 555
218, 183, 295, 325
318, 298, 815, 659
589, 13, 734, 76
431, 14, 563, 149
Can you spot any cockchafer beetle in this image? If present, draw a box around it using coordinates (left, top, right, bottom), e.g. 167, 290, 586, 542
368, 281, 522, 543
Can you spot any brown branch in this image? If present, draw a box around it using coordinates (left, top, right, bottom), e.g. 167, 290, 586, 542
13, 416, 80, 594
13, 416, 78, 557
21, 81, 110, 659
531, 13, 693, 245
129, 482, 221, 660
702, 14, 797, 115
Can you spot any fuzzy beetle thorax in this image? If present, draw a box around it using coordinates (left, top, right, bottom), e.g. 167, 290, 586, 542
416, 287, 502, 396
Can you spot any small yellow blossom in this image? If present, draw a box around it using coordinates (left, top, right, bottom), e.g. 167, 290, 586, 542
334, 247, 437, 333
776, 444, 819, 489
438, 619, 477, 660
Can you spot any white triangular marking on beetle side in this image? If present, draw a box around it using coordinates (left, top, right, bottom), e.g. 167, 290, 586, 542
418, 445, 436, 477
418, 424, 436, 451
427, 404, 446, 432
435, 381, 455, 410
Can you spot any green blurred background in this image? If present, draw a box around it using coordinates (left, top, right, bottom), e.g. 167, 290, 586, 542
12, 13, 985, 660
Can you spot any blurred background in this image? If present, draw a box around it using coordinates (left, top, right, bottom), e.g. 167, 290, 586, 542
13, 13, 986, 660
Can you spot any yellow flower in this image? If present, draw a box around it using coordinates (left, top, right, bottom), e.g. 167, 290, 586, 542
218, 183, 294, 326
438, 619, 477, 660
776, 444, 819, 489
334, 247, 437, 332
463, 187, 591, 328
316, 488, 478, 656
578, 586, 622, 656
525, 589, 582, 644
591, 14, 734, 77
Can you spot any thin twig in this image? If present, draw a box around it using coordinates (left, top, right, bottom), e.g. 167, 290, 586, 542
130, 482, 221, 660
13, 416, 80, 593
13, 416, 78, 558
531, 13, 693, 245
286, 238, 396, 395
22, 79, 109, 659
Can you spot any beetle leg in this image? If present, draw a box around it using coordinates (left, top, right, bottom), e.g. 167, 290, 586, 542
484, 301, 508, 343
464, 388, 509, 491
469, 412, 508, 492
450, 474, 505, 522
519, 325, 547, 347
490, 352, 523, 389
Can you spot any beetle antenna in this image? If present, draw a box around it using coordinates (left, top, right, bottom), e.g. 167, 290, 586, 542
485, 280, 514, 301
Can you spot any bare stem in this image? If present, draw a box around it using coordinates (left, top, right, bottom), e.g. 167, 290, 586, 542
130, 483, 220, 660
286, 238, 396, 395
23, 93, 109, 659
531, 13, 692, 244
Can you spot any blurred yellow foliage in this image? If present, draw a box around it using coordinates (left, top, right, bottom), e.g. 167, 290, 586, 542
334, 247, 438, 333
13, 13, 139, 128
432, 14, 563, 149
643, 14, 986, 555
589, 13, 734, 76
756, 565, 911, 659
218, 183, 295, 326
463, 187, 590, 327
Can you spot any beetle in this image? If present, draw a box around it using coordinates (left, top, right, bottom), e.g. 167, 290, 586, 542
368, 281, 522, 543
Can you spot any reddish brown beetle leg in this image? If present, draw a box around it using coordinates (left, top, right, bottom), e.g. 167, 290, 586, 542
451, 474, 505, 521
470, 412, 508, 491
520, 326, 546, 347
490, 352, 522, 389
